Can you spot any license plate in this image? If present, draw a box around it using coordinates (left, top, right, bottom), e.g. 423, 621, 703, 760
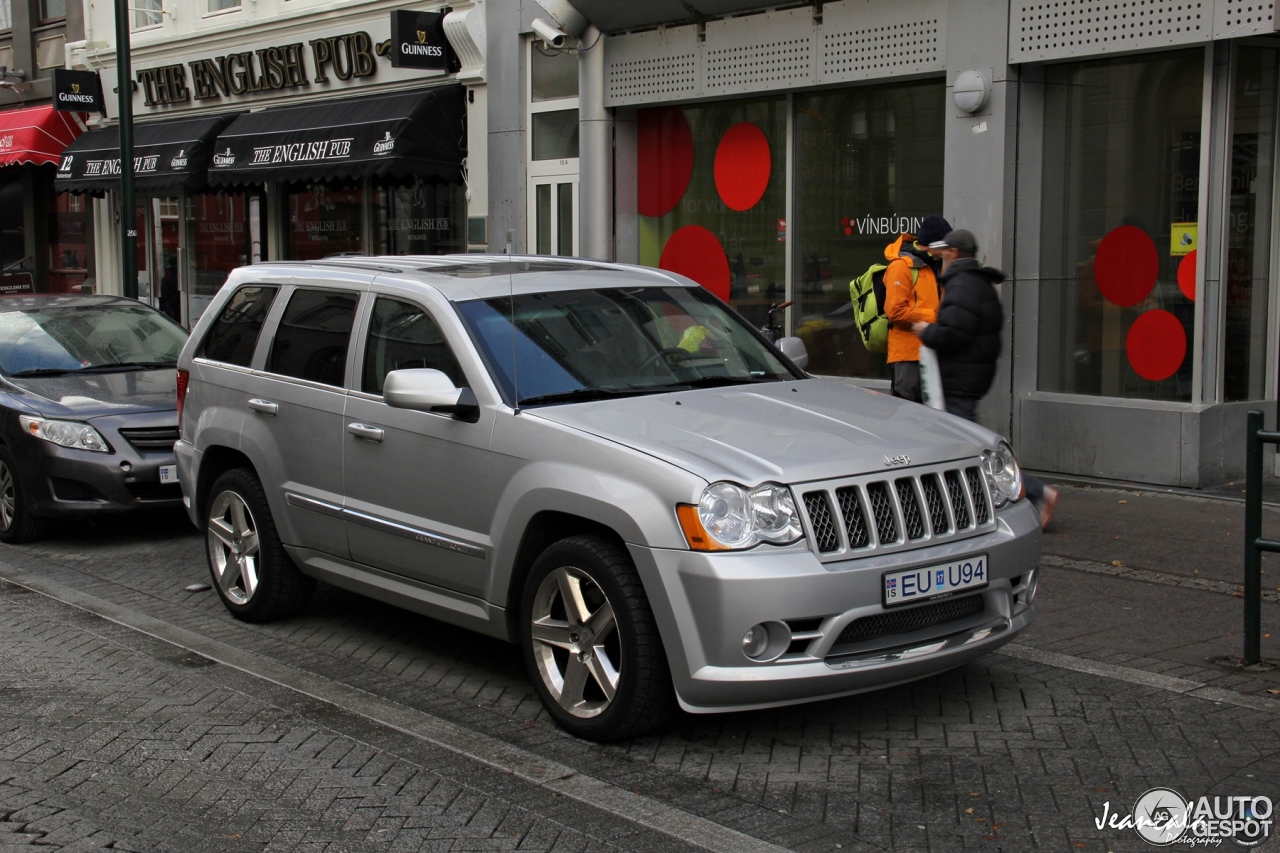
883, 554, 988, 607
159, 464, 179, 484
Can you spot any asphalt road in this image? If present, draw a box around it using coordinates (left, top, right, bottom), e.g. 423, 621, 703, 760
0, 485, 1278, 852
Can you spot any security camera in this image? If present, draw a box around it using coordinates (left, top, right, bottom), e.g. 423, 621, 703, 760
531, 17, 570, 49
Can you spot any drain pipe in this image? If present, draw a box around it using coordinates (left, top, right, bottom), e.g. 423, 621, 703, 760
577, 24, 611, 261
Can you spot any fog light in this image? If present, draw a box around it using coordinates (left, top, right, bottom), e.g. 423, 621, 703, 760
742, 624, 770, 659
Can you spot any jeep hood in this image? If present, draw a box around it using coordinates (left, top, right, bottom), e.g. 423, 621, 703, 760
529, 378, 999, 485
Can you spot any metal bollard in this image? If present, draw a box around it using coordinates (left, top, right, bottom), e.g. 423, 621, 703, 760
1243, 409, 1280, 665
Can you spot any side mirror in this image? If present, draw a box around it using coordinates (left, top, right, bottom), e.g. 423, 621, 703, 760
383, 369, 479, 421
777, 336, 809, 371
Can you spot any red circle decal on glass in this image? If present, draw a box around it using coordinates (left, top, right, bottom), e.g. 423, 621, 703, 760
1126, 310, 1186, 382
637, 107, 694, 218
714, 122, 771, 212
1094, 225, 1159, 307
1177, 250, 1197, 301
660, 226, 730, 301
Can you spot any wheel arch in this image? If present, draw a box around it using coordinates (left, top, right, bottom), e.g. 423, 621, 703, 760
502, 511, 624, 639
195, 445, 256, 523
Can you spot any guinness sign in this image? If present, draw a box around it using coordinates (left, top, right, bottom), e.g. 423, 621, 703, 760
390, 10, 457, 73
52, 69, 105, 114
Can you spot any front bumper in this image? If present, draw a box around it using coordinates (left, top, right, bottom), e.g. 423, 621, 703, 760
13, 412, 181, 518
630, 497, 1041, 713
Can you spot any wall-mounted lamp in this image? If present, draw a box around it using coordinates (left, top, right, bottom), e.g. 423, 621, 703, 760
0, 66, 27, 82
953, 69, 991, 114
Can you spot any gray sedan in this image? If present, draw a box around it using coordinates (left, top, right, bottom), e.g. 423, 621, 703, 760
0, 294, 188, 542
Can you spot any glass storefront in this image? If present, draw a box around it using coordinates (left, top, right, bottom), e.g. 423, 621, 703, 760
190, 191, 260, 325
285, 179, 466, 260
635, 83, 946, 377
47, 192, 91, 294
636, 97, 788, 334
1037, 50, 1204, 402
1225, 46, 1277, 402
794, 81, 945, 377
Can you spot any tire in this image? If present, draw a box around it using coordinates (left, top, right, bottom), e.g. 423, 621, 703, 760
0, 445, 47, 544
521, 534, 676, 741
204, 467, 314, 623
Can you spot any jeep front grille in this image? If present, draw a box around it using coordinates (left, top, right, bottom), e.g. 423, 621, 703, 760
801, 463, 995, 559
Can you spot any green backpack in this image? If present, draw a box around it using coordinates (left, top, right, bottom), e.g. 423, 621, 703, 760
849, 261, 917, 353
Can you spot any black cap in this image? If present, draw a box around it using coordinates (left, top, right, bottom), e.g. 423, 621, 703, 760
915, 214, 952, 246
928, 228, 978, 255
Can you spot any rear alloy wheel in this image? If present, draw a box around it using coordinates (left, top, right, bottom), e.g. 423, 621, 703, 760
0, 446, 47, 544
205, 468, 314, 622
522, 534, 675, 741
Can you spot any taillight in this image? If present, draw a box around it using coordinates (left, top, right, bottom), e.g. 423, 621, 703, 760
176, 368, 189, 432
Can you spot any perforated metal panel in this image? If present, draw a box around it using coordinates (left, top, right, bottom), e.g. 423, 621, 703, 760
1214, 0, 1278, 35
605, 26, 699, 105
819, 2, 942, 83
603, 0, 947, 108
1009, 0, 1249, 63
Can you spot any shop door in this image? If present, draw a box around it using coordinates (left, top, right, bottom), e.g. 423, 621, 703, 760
146, 197, 182, 323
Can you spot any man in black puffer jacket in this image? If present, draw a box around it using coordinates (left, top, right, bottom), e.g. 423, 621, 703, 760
911, 228, 1059, 527
910, 229, 1003, 422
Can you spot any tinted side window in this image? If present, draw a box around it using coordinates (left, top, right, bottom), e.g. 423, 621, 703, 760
362, 297, 464, 394
198, 285, 278, 367
267, 289, 358, 386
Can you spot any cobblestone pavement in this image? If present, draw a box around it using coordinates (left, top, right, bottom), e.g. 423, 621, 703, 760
0, 487, 1277, 852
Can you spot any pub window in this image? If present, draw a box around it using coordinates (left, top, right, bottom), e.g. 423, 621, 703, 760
133, 0, 162, 28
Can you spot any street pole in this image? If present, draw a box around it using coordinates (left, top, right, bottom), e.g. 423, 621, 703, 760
114, 0, 137, 300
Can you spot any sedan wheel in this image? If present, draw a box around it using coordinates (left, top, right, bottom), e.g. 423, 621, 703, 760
205, 467, 313, 622
522, 534, 675, 740
0, 446, 46, 544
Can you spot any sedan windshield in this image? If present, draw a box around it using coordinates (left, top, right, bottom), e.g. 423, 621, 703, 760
458, 286, 800, 406
0, 304, 188, 376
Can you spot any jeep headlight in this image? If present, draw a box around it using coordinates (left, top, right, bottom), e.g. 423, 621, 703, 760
19, 415, 110, 453
982, 441, 1022, 507
677, 482, 803, 550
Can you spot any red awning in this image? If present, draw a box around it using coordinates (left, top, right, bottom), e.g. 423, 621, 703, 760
0, 106, 87, 167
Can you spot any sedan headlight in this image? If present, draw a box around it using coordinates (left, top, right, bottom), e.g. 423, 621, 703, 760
19, 415, 110, 453
677, 481, 803, 550
982, 441, 1022, 507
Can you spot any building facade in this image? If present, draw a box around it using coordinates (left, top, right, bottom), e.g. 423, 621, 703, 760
56, 0, 1280, 489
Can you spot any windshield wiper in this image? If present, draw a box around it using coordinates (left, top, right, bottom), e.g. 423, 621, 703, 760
77, 361, 177, 373
7, 367, 76, 378
662, 376, 773, 390
519, 386, 671, 406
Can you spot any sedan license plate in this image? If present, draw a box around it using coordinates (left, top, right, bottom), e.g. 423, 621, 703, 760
883, 554, 988, 607
159, 464, 179, 484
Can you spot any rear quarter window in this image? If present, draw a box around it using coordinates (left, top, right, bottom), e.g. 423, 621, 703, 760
198, 285, 279, 367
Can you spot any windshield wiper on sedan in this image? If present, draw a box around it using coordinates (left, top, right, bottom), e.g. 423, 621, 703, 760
6, 367, 78, 378
77, 360, 177, 373
518, 386, 674, 407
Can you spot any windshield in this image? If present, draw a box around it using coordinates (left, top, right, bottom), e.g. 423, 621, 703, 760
0, 304, 189, 376
457, 286, 800, 406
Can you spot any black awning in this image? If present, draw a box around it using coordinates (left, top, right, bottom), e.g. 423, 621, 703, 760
55, 113, 238, 195
207, 85, 465, 187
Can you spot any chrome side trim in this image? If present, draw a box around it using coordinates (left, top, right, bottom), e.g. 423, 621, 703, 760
284, 492, 344, 518
343, 507, 487, 560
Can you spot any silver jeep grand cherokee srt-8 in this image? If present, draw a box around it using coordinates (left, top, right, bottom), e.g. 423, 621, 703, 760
175, 255, 1040, 741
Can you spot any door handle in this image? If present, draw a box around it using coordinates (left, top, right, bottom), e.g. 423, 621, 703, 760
346, 423, 385, 442
247, 398, 278, 415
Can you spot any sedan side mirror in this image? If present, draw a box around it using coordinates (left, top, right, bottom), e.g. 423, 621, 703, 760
777, 336, 809, 371
383, 369, 479, 421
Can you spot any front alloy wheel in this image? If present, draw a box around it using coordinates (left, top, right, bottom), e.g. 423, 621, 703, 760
522, 535, 675, 740
529, 565, 622, 719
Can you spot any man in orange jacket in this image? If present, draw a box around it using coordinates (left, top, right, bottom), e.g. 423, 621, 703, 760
883, 214, 951, 402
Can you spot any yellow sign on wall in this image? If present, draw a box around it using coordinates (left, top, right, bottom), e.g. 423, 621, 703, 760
1170, 222, 1198, 256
